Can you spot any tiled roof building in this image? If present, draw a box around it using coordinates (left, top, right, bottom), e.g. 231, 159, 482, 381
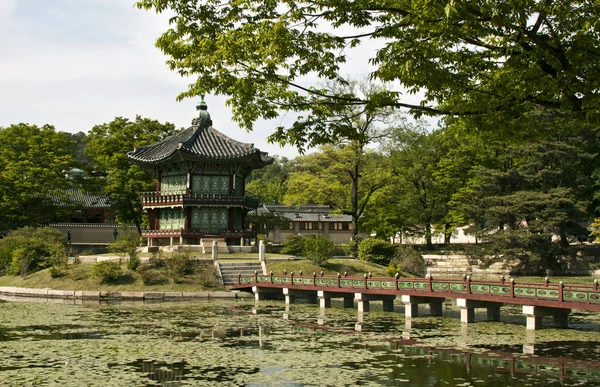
251, 204, 365, 244
128, 97, 273, 249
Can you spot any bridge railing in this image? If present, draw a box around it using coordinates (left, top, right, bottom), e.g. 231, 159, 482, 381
236, 272, 600, 306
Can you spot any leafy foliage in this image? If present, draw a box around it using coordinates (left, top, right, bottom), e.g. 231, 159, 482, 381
136, 0, 600, 133
0, 227, 68, 276
280, 235, 305, 256
90, 261, 123, 283
357, 238, 395, 266
0, 124, 76, 230
164, 250, 193, 283
302, 235, 334, 265
387, 245, 425, 277
108, 229, 143, 270
84, 116, 177, 232
280, 234, 334, 264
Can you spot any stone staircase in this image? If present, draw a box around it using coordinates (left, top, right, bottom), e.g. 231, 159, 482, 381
218, 262, 263, 287
423, 254, 509, 276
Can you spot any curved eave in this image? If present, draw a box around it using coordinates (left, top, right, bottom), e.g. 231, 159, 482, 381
129, 148, 273, 169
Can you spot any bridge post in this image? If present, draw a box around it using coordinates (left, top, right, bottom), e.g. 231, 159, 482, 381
456, 299, 504, 323
252, 286, 282, 301
355, 292, 370, 312
522, 305, 571, 330
283, 288, 296, 305
354, 293, 396, 313
318, 290, 355, 308
344, 297, 354, 308
401, 295, 445, 318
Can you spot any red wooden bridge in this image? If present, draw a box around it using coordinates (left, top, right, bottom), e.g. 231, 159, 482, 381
230, 272, 600, 330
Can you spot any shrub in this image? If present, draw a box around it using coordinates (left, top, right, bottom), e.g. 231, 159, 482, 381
303, 235, 334, 265
196, 265, 221, 288
0, 227, 68, 276
137, 263, 163, 285
90, 261, 123, 283
164, 250, 192, 283
281, 234, 305, 256
108, 229, 142, 270
330, 244, 351, 257
358, 238, 395, 265
388, 245, 425, 277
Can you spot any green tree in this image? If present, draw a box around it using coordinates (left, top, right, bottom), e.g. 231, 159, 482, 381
84, 116, 177, 233
0, 227, 68, 276
381, 124, 451, 248
0, 124, 76, 229
246, 156, 291, 204
137, 0, 600, 130
284, 144, 389, 243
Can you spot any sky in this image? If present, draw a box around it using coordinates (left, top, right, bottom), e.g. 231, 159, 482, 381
0, 0, 299, 157
0, 0, 429, 158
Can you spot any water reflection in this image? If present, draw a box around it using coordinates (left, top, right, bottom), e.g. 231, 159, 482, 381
2, 297, 600, 386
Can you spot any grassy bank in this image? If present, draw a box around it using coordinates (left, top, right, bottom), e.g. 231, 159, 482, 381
0, 263, 224, 292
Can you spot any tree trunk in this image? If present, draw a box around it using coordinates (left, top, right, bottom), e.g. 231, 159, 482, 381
425, 221, 433, 250
443, 223, 451, 245
350, 160, 360, 257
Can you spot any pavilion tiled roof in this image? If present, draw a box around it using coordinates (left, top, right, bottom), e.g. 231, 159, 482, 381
127, 114, 274, 168
256, 204, 353, 222
53, 189, 111, 208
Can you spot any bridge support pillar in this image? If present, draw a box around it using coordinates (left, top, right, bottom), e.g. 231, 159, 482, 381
401, 295, 446, 318
344, 297, 354, 308
355, 293, 396, 313
252, 286, 281, 301
522, 306, 571, 330
283, 288, 317, 304
456, 299, 504, 323
317, 291, 355, 309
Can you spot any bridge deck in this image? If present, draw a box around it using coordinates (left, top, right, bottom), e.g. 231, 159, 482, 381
230, 273, 600, 312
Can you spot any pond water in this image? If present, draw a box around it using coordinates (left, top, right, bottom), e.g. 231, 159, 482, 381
1, 297, 600, 386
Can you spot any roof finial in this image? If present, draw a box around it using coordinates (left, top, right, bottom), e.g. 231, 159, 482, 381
196, 94, 211, 120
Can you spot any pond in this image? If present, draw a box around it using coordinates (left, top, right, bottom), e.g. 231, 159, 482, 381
1, 297, 600, 386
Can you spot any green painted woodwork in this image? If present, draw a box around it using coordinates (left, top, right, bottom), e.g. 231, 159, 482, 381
325, 279, 337, 286
191, 175, 229, 194
563, 291, 589, 302
381, 281, 395, 289
293, 278, 303, 285
490, 286, 510, 294
432, 283, 449, 291
233, 208, 243, 230
273, 276, 282, 283
303, 278, 313, 285
398, 282, 414, 289
191, 207, 228, 233
514, 287, 537, 297
160, 175, 186, 195
340, 279, 353, 287
589, 292, 600, 303
535, 289, 560, 299
367, 281, 381, 288
316, 278, 327, 286
352, 280, 364, 287
233, 175, 244, 195
450, 283, 467, 291
413, 282, 428, 289
158, 208, 184, 230
257, 276, 270, 283
470, 284, 490, 293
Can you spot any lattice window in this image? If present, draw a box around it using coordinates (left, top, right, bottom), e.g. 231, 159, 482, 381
160, 176, 186, 194
159, 208, 184, 230
191, 175, 230, 194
